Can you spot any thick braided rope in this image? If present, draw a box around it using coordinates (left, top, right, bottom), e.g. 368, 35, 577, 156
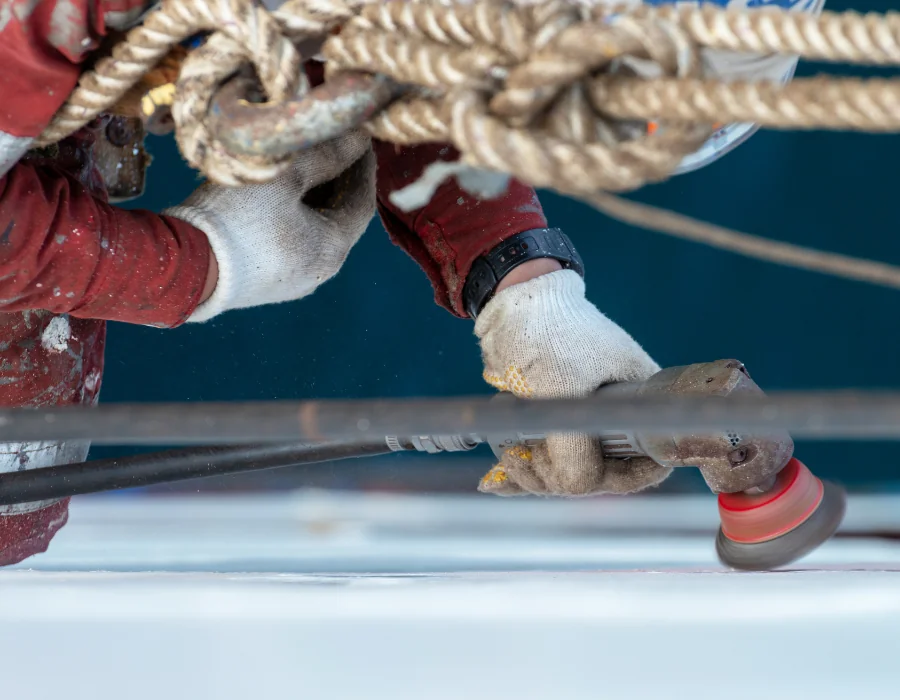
326, 2, 715, 194
592, 76, 900, 131
172, 32, 298, 185
36, 0, 367, 181
31, 0, 900, 290
630, 6, 900, 66
317, 1, 900, 289
36, 0, 305, 147
38, 3, 900, 164
174, 0, 372, 183
329, 4, 900, 136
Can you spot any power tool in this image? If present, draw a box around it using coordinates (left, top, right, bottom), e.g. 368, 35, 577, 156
0, 359, 844, 571
386, 359, 847, 571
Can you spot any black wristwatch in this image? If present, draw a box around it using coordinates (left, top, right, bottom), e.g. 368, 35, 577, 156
462, 227, 585, 319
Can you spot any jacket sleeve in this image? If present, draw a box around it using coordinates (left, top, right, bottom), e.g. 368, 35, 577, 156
373, 140, 549, 318
0, 163, 210, 327
301, 58, 550, 318
0, 0, 153, 173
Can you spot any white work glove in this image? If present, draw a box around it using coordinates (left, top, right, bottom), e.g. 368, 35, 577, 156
165, 130, 375, 323
475, 269, 672, 496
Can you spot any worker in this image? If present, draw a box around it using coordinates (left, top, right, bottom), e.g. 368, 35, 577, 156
0, 0, 819, 565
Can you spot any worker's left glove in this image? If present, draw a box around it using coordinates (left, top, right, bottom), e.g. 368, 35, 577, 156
475, 269, 672, 496
165, 130, 375, 323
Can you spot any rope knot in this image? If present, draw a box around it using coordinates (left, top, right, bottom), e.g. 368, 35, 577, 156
480, 10, 712, 190
351, 4, 714, 197
173, 0, 359, 186
37, 0, 359, 185
31, 1, 900, 295
35, 1, 900, 197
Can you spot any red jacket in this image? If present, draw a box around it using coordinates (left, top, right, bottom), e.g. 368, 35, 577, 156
0, 0, 548, 321
0, 0, 548, 565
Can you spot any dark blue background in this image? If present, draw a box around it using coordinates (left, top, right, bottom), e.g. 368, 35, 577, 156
97, 0, 900, 491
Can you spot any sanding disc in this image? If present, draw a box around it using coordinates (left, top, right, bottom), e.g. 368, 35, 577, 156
715, 459, 846, 571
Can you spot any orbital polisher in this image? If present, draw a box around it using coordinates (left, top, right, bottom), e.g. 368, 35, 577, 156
389, 360, 846, 571
0, 360, 843, 571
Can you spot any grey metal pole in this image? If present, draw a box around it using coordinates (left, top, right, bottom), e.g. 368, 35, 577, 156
1, 392, 900, 445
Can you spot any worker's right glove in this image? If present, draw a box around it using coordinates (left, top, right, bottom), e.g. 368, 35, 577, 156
165, 130, 375, 323
475, 270, 673, 497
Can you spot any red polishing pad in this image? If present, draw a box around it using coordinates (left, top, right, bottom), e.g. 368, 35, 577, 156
717, 458, 824, 545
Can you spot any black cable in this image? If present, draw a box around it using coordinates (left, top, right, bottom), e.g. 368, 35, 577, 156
0, 440, 392, 506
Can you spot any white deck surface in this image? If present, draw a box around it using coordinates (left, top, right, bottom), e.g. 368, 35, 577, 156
3, 491, 900, 699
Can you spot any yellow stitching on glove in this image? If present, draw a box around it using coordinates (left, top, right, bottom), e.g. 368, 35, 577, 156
481, 466, 508, 487
482, 366, 534, 398
505, 446, 533, 461
483, 372, 505, 391
506, 366, 533, 398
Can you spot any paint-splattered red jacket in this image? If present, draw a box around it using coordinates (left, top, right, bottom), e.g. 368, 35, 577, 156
0, 0, 548, 566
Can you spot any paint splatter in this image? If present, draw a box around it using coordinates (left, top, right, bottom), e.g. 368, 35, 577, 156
41, 316, 71, 353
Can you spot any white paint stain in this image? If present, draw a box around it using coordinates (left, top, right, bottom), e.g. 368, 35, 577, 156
48, 0, 92, 58
41, 316, 71, 353
390, 161, 510, 212
84, 369, 101, 394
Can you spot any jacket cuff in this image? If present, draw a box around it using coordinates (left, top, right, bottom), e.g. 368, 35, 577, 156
374, 141, 549, 318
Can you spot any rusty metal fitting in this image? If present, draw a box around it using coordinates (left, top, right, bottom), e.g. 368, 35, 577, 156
207, 71, 404, 159
93, 116, 151, 203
